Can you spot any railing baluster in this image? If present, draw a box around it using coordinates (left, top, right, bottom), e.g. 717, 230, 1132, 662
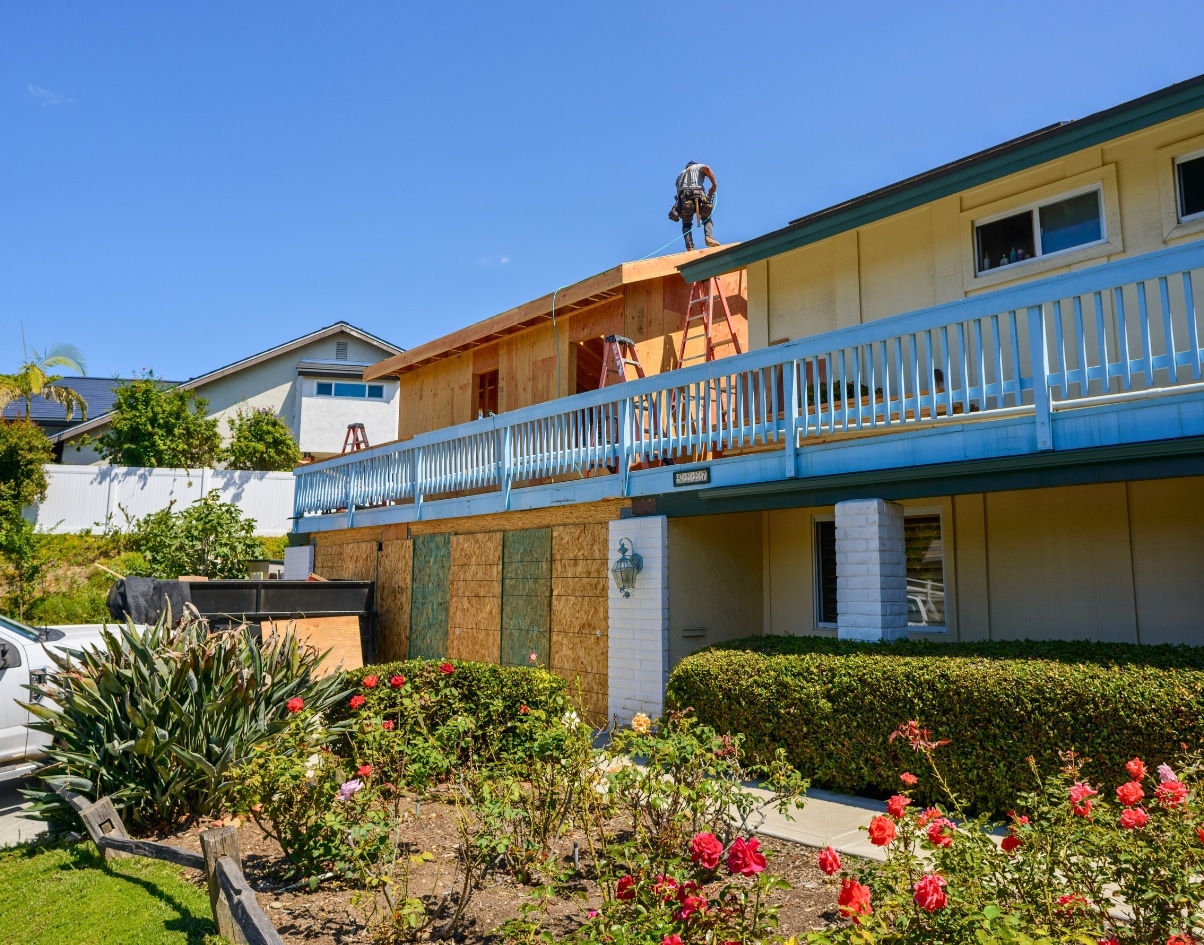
1186, 270, 1202, 381
1136, 280, 1154, 387
1158, 276, 1178, 385
1113, 286, 1132, 390
1027, 304, 1053, 451
1052, 300, 1067, 400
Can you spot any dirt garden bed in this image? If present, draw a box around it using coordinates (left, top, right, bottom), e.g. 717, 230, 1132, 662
156, 797, 849, 944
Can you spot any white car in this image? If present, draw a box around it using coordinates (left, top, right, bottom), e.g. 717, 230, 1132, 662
0, 615, 111, 783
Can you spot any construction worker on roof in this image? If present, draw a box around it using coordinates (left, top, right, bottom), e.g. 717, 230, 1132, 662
670, 160, 719, 250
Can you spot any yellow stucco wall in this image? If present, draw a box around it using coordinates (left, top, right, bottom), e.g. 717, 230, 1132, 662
749, 108, 1204, 346
759, 477, 1204, 645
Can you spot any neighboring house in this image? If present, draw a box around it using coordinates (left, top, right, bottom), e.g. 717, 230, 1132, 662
53, 322, 404, 464
291, 74, 1204, 724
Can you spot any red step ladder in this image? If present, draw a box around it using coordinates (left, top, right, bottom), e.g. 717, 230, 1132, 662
341, 423, 370, 454
598, 334, 647, 387
676, 277, 743, 368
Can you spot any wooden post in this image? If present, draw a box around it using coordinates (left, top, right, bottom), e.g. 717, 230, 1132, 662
78, 797, 132, 861
201, 826, 247, 944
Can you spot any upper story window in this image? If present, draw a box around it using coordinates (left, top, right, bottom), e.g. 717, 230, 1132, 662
975, 186, 1105, 275
1177, 153, 1204, 223
315, 381, 384, 399
475, 369, 499, 417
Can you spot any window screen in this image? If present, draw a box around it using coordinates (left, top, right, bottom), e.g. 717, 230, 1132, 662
815, 519, 838, 626
1178, 155, 1204, 221
975, 187, 1104, 274
1039, 191, 1102, 255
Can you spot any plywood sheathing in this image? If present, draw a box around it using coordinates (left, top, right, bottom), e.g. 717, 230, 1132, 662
376, 539, 413, 662
500, 529, 553, 669
410, 533, 451, 659
447, 532, 502, 663
263, 617, 363, 675
313, 539, 377, 581
550, 524, 609, 724
405, 498, 630, 536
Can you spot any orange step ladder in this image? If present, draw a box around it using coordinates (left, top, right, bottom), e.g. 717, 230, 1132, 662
676, 276, 743, 367
341, 423, 370, 454
598, 334, 647, 387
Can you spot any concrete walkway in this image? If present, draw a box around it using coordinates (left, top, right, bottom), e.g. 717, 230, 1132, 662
743, 785, 888, 862
0, 779, 48, 848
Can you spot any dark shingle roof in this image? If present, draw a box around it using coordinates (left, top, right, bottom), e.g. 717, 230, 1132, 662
2, 376, 182, 426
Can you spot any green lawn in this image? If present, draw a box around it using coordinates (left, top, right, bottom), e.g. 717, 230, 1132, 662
0, 841, 226, 945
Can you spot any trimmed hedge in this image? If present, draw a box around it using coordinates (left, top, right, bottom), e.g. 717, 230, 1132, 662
666, 636, 1204, 813
335, 658, 569, 762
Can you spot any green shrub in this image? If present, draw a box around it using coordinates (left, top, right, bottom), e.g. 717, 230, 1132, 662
666, 636, 1204, 814
25, 614, 350, 831
94, 373, 221, 468
335, 658, 570, 781
223, 407, 301, 471
131, 489, 260, 578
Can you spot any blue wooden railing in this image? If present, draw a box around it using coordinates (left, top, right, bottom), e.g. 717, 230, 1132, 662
294, 240, 1204, 523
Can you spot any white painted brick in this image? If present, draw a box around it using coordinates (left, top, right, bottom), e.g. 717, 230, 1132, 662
608, 516, 669, 723
835, 499, 907, 643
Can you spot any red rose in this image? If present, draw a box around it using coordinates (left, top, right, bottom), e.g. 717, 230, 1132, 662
519, 704, 530, 715
927, 819, 954, 848
362, 674, 379, 689
1167, 936, 1194, 945
1000, 834, 1022, 853
868, 815, 896, 847
900, 771, 918, 786
349, 694, 366, 710
726, 836, 766, 876
837, 878, 872, 921
653, 874, 678, 900
1197, 825, 1204, 845
382, 720, 395, 730
675, 895, 708, 920
357, 764, 373, 777
1056, 893, 1087, 915
1120, 807, 1149, 830
1116, 781, 1144, 807
886, 794, 911, 819
1127, 758, 1147, 781
615, 875, 636, 901
439, 662, 454, 675
689, 831, 724, 870
817, 846, 841, 875
389, 675, 405, 688
662, 937, 683, 945
1098, 939, 1120, 945
913, 874, 947, 913
1156, 780, 1188, 808
286, 697, 305, 713
1069, 782, 1098, 817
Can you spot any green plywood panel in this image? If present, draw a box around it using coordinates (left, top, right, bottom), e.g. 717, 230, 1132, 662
501, 528, 552, 668
409, 533, 450, 660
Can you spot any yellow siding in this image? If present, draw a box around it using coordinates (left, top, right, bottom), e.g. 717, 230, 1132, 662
753, 108, 1204, 345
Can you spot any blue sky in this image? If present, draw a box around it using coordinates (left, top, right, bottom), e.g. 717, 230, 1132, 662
3, 1, 1203, 380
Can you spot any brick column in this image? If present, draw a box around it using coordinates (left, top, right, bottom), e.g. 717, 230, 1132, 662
607, 515, 669, 723
836, 499, 908, 642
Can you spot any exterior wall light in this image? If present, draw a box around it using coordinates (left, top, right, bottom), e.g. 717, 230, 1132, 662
610, 537, 643, 598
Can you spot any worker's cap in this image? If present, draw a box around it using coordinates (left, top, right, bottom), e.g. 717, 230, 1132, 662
685, 159, 697, 167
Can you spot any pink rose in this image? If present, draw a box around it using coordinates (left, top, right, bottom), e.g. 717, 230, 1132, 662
1120, 807, 1149, 829
913, 873, 947, 912
886, 794, 911, 819
726, 836, 766, 876
817, 845, 841, 875
389, 674, 405, 688
1156, 780, 1188, 808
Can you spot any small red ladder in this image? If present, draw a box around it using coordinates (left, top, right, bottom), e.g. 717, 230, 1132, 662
598, 334, 647, 387
341, 423, 370, 454
676, 276, 743, 368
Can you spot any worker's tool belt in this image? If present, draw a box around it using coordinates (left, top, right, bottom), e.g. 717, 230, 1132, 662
676, 187, 712, 219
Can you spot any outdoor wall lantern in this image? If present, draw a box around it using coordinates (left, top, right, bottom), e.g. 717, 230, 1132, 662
610, 537, 643, 598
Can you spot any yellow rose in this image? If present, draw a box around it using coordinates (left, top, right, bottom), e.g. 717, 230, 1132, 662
631, 713, 651, 734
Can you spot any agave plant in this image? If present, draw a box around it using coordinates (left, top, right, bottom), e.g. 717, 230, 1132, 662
22, 613, 350, 831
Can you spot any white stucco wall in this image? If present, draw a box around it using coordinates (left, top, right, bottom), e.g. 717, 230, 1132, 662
297, 377, 400, 456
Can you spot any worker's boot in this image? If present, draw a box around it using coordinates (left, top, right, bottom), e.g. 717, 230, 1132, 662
704, 218, 719, 247
683, 231, 695, 251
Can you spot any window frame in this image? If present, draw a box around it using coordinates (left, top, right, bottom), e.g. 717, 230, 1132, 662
812, 514, 838, 630
973, 183, 1107, 277
961, 163, 1122, 292
311, 380, 387, 400
1174, 148, 1204, 225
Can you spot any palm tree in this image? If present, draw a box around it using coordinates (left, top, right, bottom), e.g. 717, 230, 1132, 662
0, 339, 90, 422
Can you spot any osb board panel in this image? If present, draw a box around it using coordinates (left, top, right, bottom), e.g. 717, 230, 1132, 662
551, 595, 608, 634
406, 498, 629, 536
343, 541, 378, 582
410, 533, 451, 659
312, 543, 342, 579
312, 527, 385, 546
501, 529, 552, 668
449, 595, 501, 631
448, 626, 501, 663
552, 558, 608, 580
551, 631, 608, 678
264, 617, 362, 675
376, 539, 412, 663
552, 523, 609, 561
551, 576, 609, 598
450, 532, 503, 568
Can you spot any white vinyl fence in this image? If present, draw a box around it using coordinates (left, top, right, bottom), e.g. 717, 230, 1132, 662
26, 465, 297, 536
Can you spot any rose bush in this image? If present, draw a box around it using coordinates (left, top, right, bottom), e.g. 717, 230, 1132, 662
807, 720, 1204, 945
